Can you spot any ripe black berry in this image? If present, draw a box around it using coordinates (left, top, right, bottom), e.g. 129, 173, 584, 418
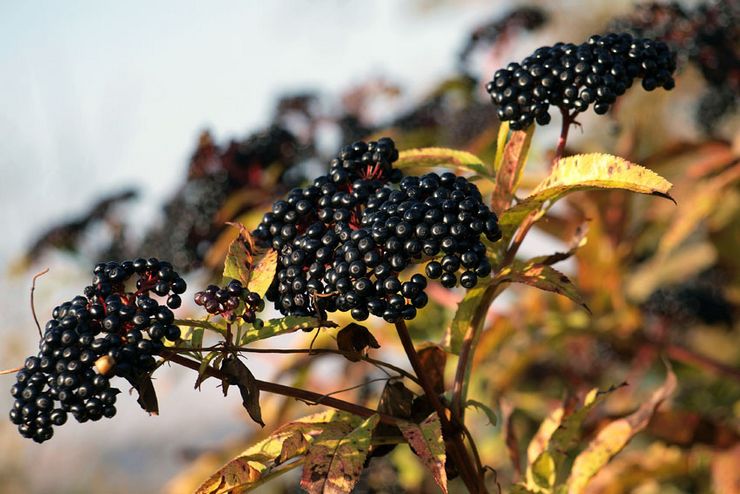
486, 33, 677, 129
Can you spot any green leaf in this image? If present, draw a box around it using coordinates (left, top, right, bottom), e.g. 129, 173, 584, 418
247, 248, 277, 299
194, 351, 220, 390
300, 414, 380, 494
531, 451, 556, 490
444, 281, 492, 355
399, 414, 448, 494
197, 411, 362, 494
239, 316, 335, 346
566, 366, 677, 494
464, 399, 497, 426
526, 386, 620, 490
498, 153, 673, 243
497, 262, 590, 313
493, 121, 510, 173
491, 127, 535, 214
396, 147, 493, 180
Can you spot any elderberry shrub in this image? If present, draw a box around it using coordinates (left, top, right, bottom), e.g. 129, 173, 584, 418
9, 258, 186, 443
253, 138, 501, 323
194, 280, 265, 324
486, 33, 677, 129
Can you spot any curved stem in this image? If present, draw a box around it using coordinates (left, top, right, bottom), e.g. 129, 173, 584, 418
394, 321, 485, 493
451, 283, 500, 420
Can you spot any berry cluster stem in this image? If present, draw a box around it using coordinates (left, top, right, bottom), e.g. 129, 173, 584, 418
394, 321, 486, 493
553, 107, 574, 164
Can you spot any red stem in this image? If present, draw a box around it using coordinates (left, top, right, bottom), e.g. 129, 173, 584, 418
394, 321, 486, 493
553, 107, 573, 164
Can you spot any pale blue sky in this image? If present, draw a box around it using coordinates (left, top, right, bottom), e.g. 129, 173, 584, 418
0, 1, 494, 264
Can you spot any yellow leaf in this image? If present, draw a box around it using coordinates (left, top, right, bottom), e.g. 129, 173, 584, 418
247, 249, 277, 298
396, 147, 493, 179
398, 414, 448, 494
491, 127, 535, 214
499, 153, 673, 244
300, 414, 380, 494
567, 366, 677, 494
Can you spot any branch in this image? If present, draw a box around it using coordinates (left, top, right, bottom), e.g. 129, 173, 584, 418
394, 321, 486, 493
161, 350, 402, 427
167, 345, 421, 385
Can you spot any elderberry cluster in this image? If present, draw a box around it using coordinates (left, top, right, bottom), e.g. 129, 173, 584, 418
194, 280, 264, 323
253, 138, 501, 323
609, 1, 738, 132
486, 33, 677, 129
9, 258, 186, 443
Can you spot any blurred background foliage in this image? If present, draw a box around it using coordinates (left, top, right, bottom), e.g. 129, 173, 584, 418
1, 0, 738, 493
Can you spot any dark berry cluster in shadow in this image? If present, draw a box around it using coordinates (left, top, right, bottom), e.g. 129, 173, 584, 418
9, 258, 186, 443
194, 279, 265, 324
253, 138, 501, 323
486, 32, 676, 129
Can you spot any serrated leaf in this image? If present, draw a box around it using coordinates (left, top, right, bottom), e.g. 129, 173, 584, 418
396, 147, 493, 180
399, 414, 448, 494
566, 366, 677, 494
464, 399, 497, 426
491, 127, 535, 214
247, 249, 277, 299
197, 411, 362, 494
300, 414, 380, 494
497, 262, 590, 313
239, 316, 335, 346
221, 355, 264, 427
499, 153, 673, 243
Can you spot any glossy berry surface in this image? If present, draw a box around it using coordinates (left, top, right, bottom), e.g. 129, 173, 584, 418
253, 138, 501, 323
9, 258, 186, 442
485, 32, 677, 129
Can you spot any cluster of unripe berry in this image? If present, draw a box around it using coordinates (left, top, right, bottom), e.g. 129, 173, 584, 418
9, 258, 186, 442
194, 279, 264, 324
253, 138, 501, 323
486, 32, 677, 129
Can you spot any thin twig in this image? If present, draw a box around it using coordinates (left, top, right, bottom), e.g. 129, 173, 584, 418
30, 268, 50, 337
0, 366, 24, 376
315, 376, 400, 402
166, 345, 421, 385
161, 350, 402, 426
